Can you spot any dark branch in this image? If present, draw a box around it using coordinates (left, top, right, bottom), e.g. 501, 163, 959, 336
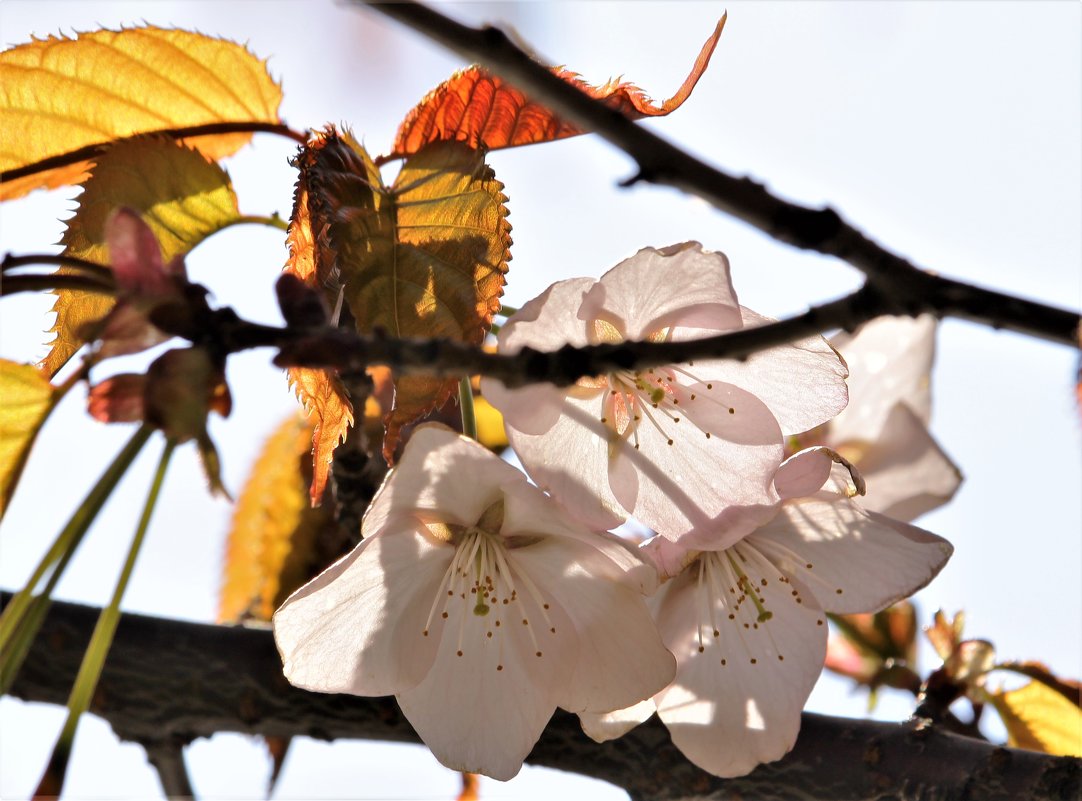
0, 122, 309, 186
359, 1, 1080, 347
5, 594, 1077, 801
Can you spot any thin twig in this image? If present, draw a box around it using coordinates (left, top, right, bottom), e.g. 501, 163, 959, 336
1, 275, 115, 297
359, 1, 1080, 347
2, 253, 116, 282
0, 122, 309, 186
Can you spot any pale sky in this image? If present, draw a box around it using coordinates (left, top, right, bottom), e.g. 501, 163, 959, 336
1, 2, 1079, 799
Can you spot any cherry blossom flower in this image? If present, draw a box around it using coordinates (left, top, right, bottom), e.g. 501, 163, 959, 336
795, 315, 962, 521
272, 424, 675, 781
581, 448, 953, 778
482, 242, 849, 544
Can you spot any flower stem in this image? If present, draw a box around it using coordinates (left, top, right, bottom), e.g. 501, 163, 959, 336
459, 377, 478, 441
33, 438, 176, 798
0, 425, 153, 657
232, 213, 290, 232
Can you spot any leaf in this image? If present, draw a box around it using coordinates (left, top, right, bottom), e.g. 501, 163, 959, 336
282, 150, 355, 504
41, 138, 240, 377
996, 661, 1082, 709
0, 26, 282, 200
218, 414, 334, 623
989, 681, 1082, 756
307, 128, 510, 460
0, 361, 56, 518
388, 15, 725, 158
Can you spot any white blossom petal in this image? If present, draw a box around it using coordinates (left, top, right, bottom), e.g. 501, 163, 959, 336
854, 402, 963, 520
511, 537, 676, 714
579, 699, 656, 743
362, 424, 522, 535
831, 314, 936, 439
396, 559, 578, 781
652, 545, 828, 777
273, 524, 446, 697
751, 492, 953, 614
581, 243, 742, 339
773, 447, 834, 501
693, 307, 849, 436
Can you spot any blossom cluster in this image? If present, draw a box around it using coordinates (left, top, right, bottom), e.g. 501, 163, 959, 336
273, 242, 957, 780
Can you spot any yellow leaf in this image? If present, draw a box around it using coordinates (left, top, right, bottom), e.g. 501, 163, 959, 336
990, 681, 1082, 756
305, 128, 510, 460
42, 138, 240, 377
0, 361, 56, 518
474, 395, 508, 451
1, 26, 282, 200
219, 414, 334, 623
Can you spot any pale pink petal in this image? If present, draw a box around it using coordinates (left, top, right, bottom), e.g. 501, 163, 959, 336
831, 314, 937, 438
579, 699, 656, 743
751, 492, 953, 615
607, 380, 782, 542
502, 391, 628, 532
272, 524, 446, 697
498, 276, 596, 353
581, 243, 743, 339
396, 558, 578, 781
652, 546, 828, 777
500, 481, 660, 595
853, 403, 962, 521
483, 278, 598, 436
511, 537, 676, 714
773, 447, 833, 500
362, 424, 524, 535
693, 307, 849, 436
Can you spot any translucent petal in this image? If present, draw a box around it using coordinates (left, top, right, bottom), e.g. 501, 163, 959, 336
751, 493, 953, 614
831, 314, 937, 438
273, 524, 446, 697
773, 447, 833, 500
395, 554, 577, 781
581, 243, 742, 339
852, 402, 962, 521
695, 307, 848, 436
362, 424, 524, 536
653, 548, 827, 777
579, 699, 656, 743
512, 537, 675, 714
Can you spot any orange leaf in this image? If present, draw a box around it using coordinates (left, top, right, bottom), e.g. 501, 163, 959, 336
389, 15, 725, 158
305, 128, 510, 460
219, 414, 334, 623
282, 140, 356, 504
1, 26, 282, 200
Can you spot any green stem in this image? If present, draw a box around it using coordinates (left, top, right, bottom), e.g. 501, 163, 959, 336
459, 377, 478, 441
498, 303, 518, 317
232, 213, 290, 232
0, 425, 153, 655
33, 439, 176, 799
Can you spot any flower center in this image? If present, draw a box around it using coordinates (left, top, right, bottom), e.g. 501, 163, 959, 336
421, 504, 557, 671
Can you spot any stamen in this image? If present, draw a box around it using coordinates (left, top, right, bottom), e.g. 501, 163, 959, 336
726, 551, 773, 623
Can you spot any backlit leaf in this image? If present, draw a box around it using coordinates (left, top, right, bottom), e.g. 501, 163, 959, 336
307, 128, 510, 460
283, 145, 355, 504
219, 414, 334, 623
389, 15, 725, 158
989, 681, 1082, 756
0, 361, 56, 518
42, 138, 240, 377
1, 26, 282, 200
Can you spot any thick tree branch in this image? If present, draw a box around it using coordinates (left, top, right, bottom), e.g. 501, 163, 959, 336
360, 0, 1080, 348
5, 594, 1077, 801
